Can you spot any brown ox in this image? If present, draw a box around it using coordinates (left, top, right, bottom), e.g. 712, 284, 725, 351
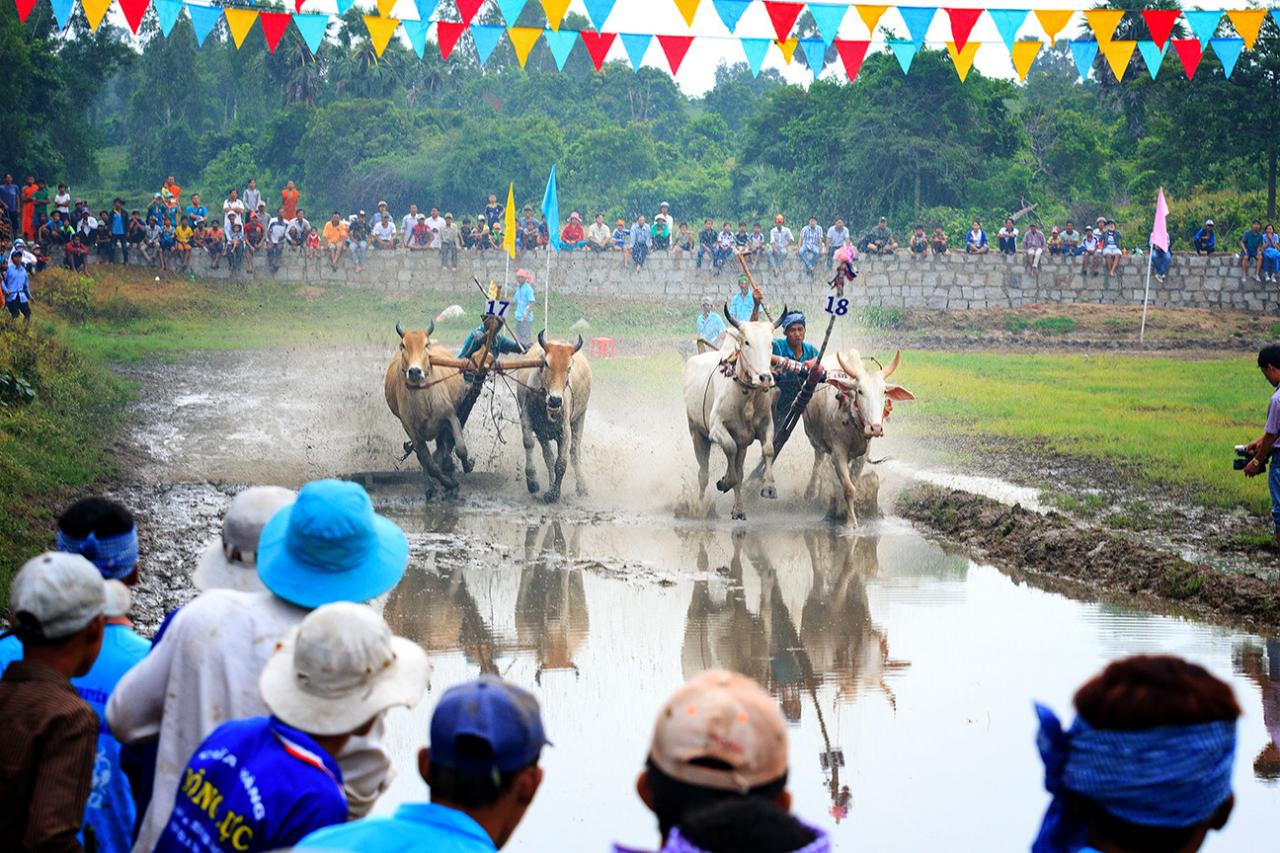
384, 321, 474, 497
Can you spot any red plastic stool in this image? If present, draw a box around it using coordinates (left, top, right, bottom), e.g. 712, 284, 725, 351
591, 337, 616, 358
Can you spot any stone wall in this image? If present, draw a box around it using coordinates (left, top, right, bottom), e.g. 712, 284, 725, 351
80, 246, 1280, 313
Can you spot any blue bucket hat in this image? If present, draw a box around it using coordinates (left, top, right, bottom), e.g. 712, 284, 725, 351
256, 479, 408, 608
431, 676, 550, 774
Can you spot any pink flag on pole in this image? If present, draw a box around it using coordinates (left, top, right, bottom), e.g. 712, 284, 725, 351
1151, 187, 1169, 251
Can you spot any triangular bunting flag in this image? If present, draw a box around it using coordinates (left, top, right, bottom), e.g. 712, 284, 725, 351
376, 0, 395, 16
187, 3, 222, 45
775, 37, 799, 64
508, 26, 542, 67
657, 34, 694, 74
1100, 39, 1135, 80
437, 20, 467, 58
336, 0, 356, 13
497, 0, 524, 23
456, 0, 484, 26
364, 16, 400, 57
118, 0, 149, 34
1172, 38, 1202, 79
260, 12, 292, 52
545, 28, 577, 69
1035, 9, 1073, 47
1226, 9, 1265, 50
81, 0, 112, 30
1137, 40, 1165, 80
1183, 10, 1219, 49
49, 0, 74, 29
471, 23, 505, 65
415, 0, 438, 21
740, 36, 770, 76
898, 6, 937, 48
713, 0, 750, 32
857, 4, 888, 35
620, 32, 651, 70
15, 0, 36, 23
154, 0, 183, 36
579, 30, 615, 69
673, 0, 699, 27
1211, 37, 1244, 78
987, 9, 1027, 52
1010, 39, 1041, 81
834, 39, 869, 80
945, 39, 979, 81
402, 19, 429, 56
540, 0, 570, 30
1068, 39, 1097, 80
764, 1, 804, 41
808, 4, 847, 47
799, 36, 826, 76
582, 0, 616, 31
1084, 9, 1124, 45
888, 38, 917, 74
945, 8, 982, 52
1140, 9, 1179, 50
225, 8, 259, 48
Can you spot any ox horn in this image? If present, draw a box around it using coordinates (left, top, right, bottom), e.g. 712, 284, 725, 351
773, 304, 791, 329
883, 350, 901, 379
427, 319, 436, 337
723, 303, 741, 330
573, 335, 584, 354
837, 351, 858, 379
396, 321, 405, 338
538, 329, 547, 351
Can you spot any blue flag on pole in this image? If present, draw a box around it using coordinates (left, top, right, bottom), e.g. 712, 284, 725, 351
542, 165, 562, 252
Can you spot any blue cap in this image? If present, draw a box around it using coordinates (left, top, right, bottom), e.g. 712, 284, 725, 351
256, 479, 408, 609
430, 676, 550, 774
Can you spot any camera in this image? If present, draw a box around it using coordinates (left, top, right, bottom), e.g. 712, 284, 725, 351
1235, 445, 1266, 471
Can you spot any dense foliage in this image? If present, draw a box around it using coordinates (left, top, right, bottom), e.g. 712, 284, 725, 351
4, 2, 1279, 247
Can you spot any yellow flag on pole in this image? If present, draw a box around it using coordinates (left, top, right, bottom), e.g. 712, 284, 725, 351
1034, 9, 1073, 47
509, 27, 542, 67
1011, 40, 1042, 81
504, 183, 517, 259
945, 41, 980, 82
81, 0, 111, 30
364, 16, 401, 57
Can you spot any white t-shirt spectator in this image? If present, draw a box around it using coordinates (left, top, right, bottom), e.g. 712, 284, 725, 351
372, 219, 396, 242
401, 213, 418, 235
998, 225, 1019, 241
54, 191, 71, 216
223, 199, 245, 235
588, 222, 611, 246
770, 226, 794, 251
424, 215, 446, 248
267, 217, 290, 245
826, 224, 849, 249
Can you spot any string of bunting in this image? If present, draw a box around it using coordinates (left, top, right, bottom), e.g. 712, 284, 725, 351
13, 0, 1275, 83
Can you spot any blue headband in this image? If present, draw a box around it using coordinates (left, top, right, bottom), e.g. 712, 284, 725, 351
782, 312, 806, 329
1032, 702, 1236, 853
56, 525, 139, 580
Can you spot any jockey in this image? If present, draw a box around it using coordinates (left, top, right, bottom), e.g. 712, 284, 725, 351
771, 311, 820, 421
456, 314, 523, 384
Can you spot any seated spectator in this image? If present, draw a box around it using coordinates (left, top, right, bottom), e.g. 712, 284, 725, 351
159, 219, 177, 271
1080, 225, 1100, 275
63, 232, 90, 271
1194, 219, 1216, 254
695, 297, 726, 353
826, 217, 850, 266
244, 213, 265, 274
127, 210, 146, 249
1152, 242, 1172, 282
459, 216, 475, 249
267, 209, 290, 273
1101, 220, 1123, 277
930, 225, 949, 254
372, 212, 397, 250
865, 216, 897, 254
518, 207, 539, 255
95, 212, 113, 261
748, 224, 765, 264
1061, 222, 1082, 255
324, 211, 349, 271
439, 213, 461, 271
630, 215, 651, 271
408, 213, 432, 251
799, 217, 824, 273
296, 676, 547, 853
472, 220, 493, 252
288, 209, 311, 249
348, 211, 370, 273
715, 221, 735, 271
613, 218, 630, 265
228, 222, 248, 272
997, 217, 1019, 254
965, 219, 989, 254
1047, 227, 1063, 255
1024, 223, 1046, 272
734, 221, 750, 254
174, 217, 194, 272
561, 212, 586, 250
185, 194, 208, 227
769, 215, 793, 272
1262, 223, 1280, 283
401, 204, 420, 237
908, 224, 927, 257
672, 222, 694, 265
1033, 655, 1238, 853
588, 213, 612, 252
1241, 219, 1265, 282
650, 216, 671, 254
203, 221, 224, 270
696, 219, 717, 270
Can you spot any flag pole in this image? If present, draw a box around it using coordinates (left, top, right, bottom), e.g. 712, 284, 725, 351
544, 242, 552, 339
1139, 242, 1154, 345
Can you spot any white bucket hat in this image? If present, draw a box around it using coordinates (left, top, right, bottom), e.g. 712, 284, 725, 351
7, 552, 105, 640
259, 602, 430, 735
193, 486, 296, 593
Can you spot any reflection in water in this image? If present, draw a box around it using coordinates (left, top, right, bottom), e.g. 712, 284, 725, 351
517, 522, 590, 683
1234, 639, 1280, 783
384, 557, 501, 674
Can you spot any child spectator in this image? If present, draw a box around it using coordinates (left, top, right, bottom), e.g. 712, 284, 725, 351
909, 224, 928, 257
484, 192, 503, 228
203, 221, 223, 270
997, 217, 1019, 254
748, 223, 765, 264
1081, 226, 1100, 275
227, 222, 246, 272
244, 213, 265, 274
612, 218, 630, 266
1101, 219, 1123, 276
1047, 226, 1063, 255
1194, 219, 1216, 254
159, 219, 177, 271
174, 217, 194, 272
931, 225, 949, 254
965, 219, 989, 254
696, 218, 717, 270
267, 209, 290, 273
1241, 219, 1265, 283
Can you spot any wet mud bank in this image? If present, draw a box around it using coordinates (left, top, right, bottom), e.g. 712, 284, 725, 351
898, 484, 1280, 632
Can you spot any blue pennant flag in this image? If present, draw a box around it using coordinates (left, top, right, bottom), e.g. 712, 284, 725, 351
50, 0, 73, 28
414, 0, 438, 21
807, 3, 846, 47
471, 24, 505, 66
898, 6, 936, 49
402, 19, 429, 57
335, 0, 357, 14
545, 29, 577, 70
541, 165, 562, 253
987, 8, 1027, 52
1137, 40, 1165, 80
887, 39, 917, 74
799, 37, 826, 77
293, 13, 330, 54
497, 0, 525, 24
620, 33, 652, 70
187, 4, 223, 47
740, 37, 770, 76
1183, 10, 1220, 49
712, 0, 751, 33
1069, 40, 1098, 80
154, 0, 183, 36
1210, 37, 1244, 79
582, 0, 617, 31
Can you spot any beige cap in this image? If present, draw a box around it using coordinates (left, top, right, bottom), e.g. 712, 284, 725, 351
193, 486, 296, 593
649, 669, 788, 794
8, 552, 106, 640
259, 602, 430, 736
103, 579, 132, 618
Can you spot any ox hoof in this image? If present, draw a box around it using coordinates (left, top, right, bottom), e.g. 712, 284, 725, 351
527, 480, 541, 494
461, 456, 475, 474
543, 492, 561, 505
760, 486, 777, 500
715, 478, 733, 493
731, 510, 747, 521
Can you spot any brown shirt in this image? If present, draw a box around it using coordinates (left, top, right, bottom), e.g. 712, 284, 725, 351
0, 659, 98, 852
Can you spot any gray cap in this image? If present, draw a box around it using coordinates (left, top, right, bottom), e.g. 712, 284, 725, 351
9, 552, 105, 640
193, 486, 296, 593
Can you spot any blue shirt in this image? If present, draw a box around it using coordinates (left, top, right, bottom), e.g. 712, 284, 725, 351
696, 311, 726, 344
966, 228, 987, 249
155, 716, 347, 853
111, 211, 126, 235
457, 326, 523, 359
771, 337, 820, 392
298, 802, 496, 853
1195, 227, 1216, 250
514, 282, 535, 321
3, 263, 30, 303
729, 291, 754, 323
0, 624, 150, 853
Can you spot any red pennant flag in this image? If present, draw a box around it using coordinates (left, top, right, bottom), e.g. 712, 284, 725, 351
1141, 9, 1180, 50
295, 0, 305, 11
1172, 38, 1202, 79
945, 8, 982, 52
437, 21, 466, 58
580, 31, 617, 71
834, 40, 870, 81
657, 34, 694, 75
15, 0, 37, 23
763, 1, 804, 41
260, 12, 291, 52
118, 0, 150, 33
456, 0, 484, 26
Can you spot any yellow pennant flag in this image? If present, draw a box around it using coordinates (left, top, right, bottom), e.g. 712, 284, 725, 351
81, 0, 111, 30
856, 5, 888, 35
1084, 9, 1124, 45
1034, 9, 1073, 46
540, 0, 572, 30
503, 183, 516, 259
1227, 9, 1266, 50
376, 0, 396, 17
1011, 40, 1042, 81
673, 0, 699, 27
225, 8, 259, 49
945, 40, 980, 82
775, 37, 799, 64
1101, 39, 1135, 81
509, 27, 542, 67
364, 16, 400, 58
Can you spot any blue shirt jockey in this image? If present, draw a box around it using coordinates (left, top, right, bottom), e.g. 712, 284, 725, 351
696, 310, 726, 346
771, 312, 820, 420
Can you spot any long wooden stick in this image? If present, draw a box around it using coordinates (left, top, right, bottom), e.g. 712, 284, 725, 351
736, 250, 773, 324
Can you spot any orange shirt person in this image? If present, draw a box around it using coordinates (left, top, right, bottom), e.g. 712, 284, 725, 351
281, 181, 299, 221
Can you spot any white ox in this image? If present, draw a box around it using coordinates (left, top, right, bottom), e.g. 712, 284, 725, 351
684, 306, 780, 520
803, 349, 914, 526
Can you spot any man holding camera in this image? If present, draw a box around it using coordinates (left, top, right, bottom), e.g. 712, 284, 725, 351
1243, 345, 1280, 544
